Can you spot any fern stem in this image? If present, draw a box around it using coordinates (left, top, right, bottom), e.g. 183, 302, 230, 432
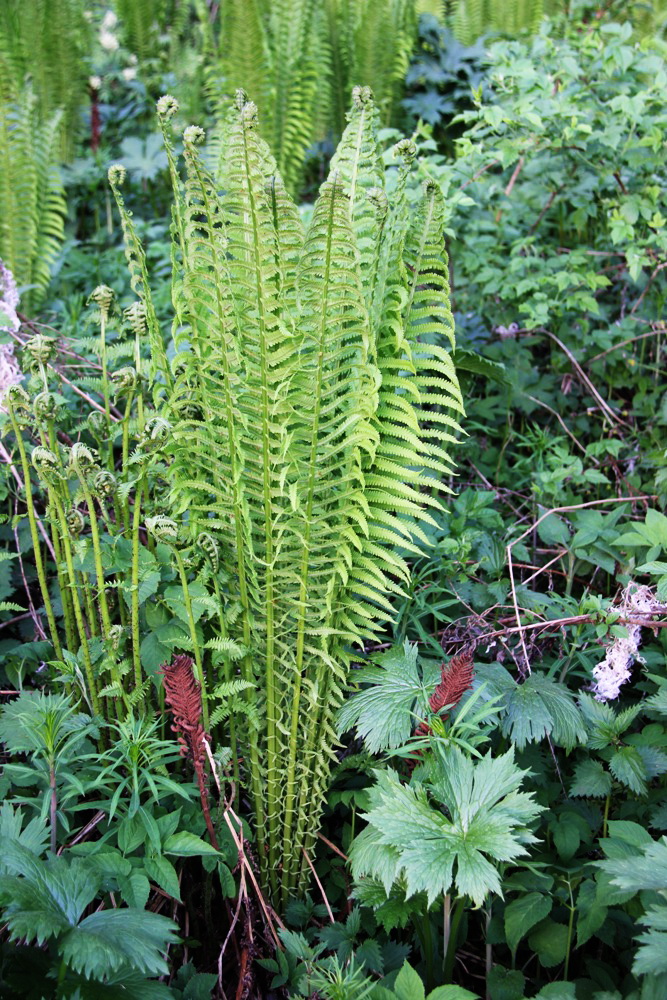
240, 118, 280, 892
280, 178, 337, 904
212, 575, 239, 792
49, 491, 100, 718
130, 479, 144, 702
186, 149, 266, 842
7, 407, 62, 660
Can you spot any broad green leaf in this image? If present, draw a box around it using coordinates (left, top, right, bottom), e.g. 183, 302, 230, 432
163, 831, 219, 857
569, 759, 612, 798
576, 879, 607, 947
337, 641, 426, 752
528, 919, 569, 967
504, 892, 552, 952
351, 748, 542, 906
60, 907, 179, 978
393, 962, 425, 1000
144, 854, 181, 901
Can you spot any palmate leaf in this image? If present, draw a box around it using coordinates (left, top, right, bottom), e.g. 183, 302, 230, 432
599, 836, 667, 976
60, 908, 178, 979
351, 747, 543, 906
500, 673, 586, 750
337, 641, 426, 753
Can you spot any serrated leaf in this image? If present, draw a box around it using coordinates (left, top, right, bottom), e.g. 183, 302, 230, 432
569, 759, 612, 798
609, 746, 647, 795
337, 641, 426, 752
60, 908, 179, 978
393, 962, 426, 1000
505, 892, 552, 952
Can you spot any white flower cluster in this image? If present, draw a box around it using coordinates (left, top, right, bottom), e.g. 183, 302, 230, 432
0, 261, 23, 410
100, 9, 119, 51
592, 583, 659, 701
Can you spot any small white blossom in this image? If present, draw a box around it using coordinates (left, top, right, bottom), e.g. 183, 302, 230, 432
591, 584, 660, 701
122, 66, 137, 82
89, 75, 102, 90
102, 9, 117, 30
100, 28, 119, 51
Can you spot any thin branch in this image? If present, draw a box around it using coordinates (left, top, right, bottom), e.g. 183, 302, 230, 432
302, 849, 334, 923
506, 495, 654, 672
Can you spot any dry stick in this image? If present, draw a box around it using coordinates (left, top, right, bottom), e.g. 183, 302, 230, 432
504, 156, 524, 196
481, 611, 667, 642
630, 260, 667, 315
506, 495, 653, 673
8, 329, 122, 421
525, 394, 591, 458
203, 739, 284, 949
533, 328, 626, 427
13, 508, 47, 641
588, 327, 667, 363
317, 832, 349, 862
302, 849, 334, 923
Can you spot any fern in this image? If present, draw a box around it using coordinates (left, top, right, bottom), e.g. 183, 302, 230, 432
0, 0, 91, 159
111, 91, 463, 905
450, 0, 560, 43
0, 89, 66, 311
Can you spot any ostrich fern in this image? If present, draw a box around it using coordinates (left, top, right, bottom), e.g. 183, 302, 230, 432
110, 88, 463, 905
0, 90, 66, 312
0, 0, 91, 159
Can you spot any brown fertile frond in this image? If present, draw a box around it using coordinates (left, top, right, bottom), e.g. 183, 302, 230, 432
415, 645, 475, 738
160, 653, 219, 849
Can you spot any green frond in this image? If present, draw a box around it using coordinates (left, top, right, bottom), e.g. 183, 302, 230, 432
0, 89, 66, 311
111, 89, 463, 907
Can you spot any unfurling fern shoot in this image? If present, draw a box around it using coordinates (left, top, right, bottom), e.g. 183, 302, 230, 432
110, 88, 464, 905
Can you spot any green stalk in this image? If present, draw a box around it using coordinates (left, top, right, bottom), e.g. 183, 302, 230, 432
443, 896, 465, 983
8, 407, 62, 659
49, 492, 100, 717
173, 547, 209, 730
212, 575, 239, 791
130, 479, 144, 701
189, 152, 266, 854
76, 471, 113, 637
281, 182, 336, 903
564, 891, 575, 981
241, 120, 279, 894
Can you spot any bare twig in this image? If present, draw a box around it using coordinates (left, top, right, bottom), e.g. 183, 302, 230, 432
504, 156, 524, 196
588, 327, 666, 363
302, 849, 335, 923
525, 394, 591, 458
506, 495, 654, 672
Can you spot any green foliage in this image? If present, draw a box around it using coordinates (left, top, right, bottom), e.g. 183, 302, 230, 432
0, 89, 66, 310
211, 0, 426, 193
350, 745, 543, 906
0, 0, 91, 158
108, 87, 463, 904
448, 0, 563, 44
